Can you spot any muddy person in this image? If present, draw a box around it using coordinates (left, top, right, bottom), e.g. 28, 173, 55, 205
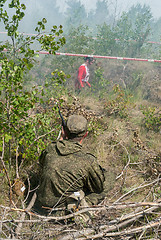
35, 114, 115, 220
75, 57, 94, 93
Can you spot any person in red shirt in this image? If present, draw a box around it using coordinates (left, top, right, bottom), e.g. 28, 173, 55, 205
75, 57, 94, 93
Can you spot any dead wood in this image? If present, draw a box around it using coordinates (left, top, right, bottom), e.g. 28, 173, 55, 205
114, 177, 161, 203
1, 199, 161, 240
14, 192, 37, 235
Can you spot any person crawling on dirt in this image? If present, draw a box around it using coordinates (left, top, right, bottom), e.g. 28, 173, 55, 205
35, 114, 114, 217
75, 57, 94, 93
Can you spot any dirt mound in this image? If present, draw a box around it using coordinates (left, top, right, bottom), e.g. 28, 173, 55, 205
81, 96, 104, 115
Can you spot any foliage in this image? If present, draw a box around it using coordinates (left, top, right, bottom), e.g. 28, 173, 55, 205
141, 106, 161, 132
127, 3, 152, 28
44, 69, 69, 99
64, 0, 110, 33
114, 13, 134, 56
0, 0, 66, 174
128, 4, 152, 57
114, 4, 152, 57
129, 72, 143, 90
2, 0, 159, 60
36, 24, 95, 92
94, 23, 117, 55
87, 0, 109, 30
149, 17, 161, 58
125, 71, 144, 99
150, 17, 161, 42
64, 0, 87, 30
104, 84, 133, 119
87, 117, 105, 138
65, 25, 94, 54
91, 64, 109, 97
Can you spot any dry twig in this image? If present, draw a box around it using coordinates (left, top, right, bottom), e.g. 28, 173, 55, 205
14, 192, 37, 235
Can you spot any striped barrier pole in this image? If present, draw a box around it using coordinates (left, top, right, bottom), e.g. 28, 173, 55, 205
2, 48, 161, 63
38, 51, 161, 63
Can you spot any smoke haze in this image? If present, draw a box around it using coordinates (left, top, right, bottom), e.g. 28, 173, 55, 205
57, 0, 161, 19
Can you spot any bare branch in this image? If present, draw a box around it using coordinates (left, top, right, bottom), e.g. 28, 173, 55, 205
114, 176, 161, 203
15, 192, 37, 235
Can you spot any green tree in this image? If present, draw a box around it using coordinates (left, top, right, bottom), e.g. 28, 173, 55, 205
114, 4, 152, 57
114, 12, 134, 56
151, 17, 161, 42
94, 23, 117, 55
149, 17, 161, 58
40, 25, 95, 91
0, 0, 66, 177
127, 3, 152, 29
127, 4, 152, 57
65, 25, 94, 54
87, 0, 109, 31
64, 0, 87, 31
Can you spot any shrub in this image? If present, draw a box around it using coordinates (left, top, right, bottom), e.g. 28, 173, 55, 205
141, 106, 161, 132
104, 84, 133, 119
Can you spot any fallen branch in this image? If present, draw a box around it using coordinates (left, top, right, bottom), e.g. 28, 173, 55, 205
114, 177, 161, 203
61, 215, 161, 240
2, 199, 161, 239
104, 218, 161, 238
14, 192, 37, 235
116, 142, 131, 180
47, 217, 161, 240
2, 200, 161, 220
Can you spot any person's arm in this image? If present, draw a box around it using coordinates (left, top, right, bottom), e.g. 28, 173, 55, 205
85, 158, 105, 194
83, 160, 105, 205
78, 65, 85, 88
85, 168, 116, 205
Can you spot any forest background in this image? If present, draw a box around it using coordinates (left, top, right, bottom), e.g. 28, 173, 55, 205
0, 0, 161, 239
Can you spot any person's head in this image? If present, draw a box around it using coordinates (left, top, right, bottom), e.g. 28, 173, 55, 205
61, 114, 88, 143
84, 57, 94, 65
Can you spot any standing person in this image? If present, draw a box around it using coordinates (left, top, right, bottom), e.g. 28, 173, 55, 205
75, 57, 94, 93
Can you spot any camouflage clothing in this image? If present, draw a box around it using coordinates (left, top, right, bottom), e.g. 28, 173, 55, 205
37, 140, 105, 209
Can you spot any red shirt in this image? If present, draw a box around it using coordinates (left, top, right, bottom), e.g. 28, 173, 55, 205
75, 64, 91, 89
